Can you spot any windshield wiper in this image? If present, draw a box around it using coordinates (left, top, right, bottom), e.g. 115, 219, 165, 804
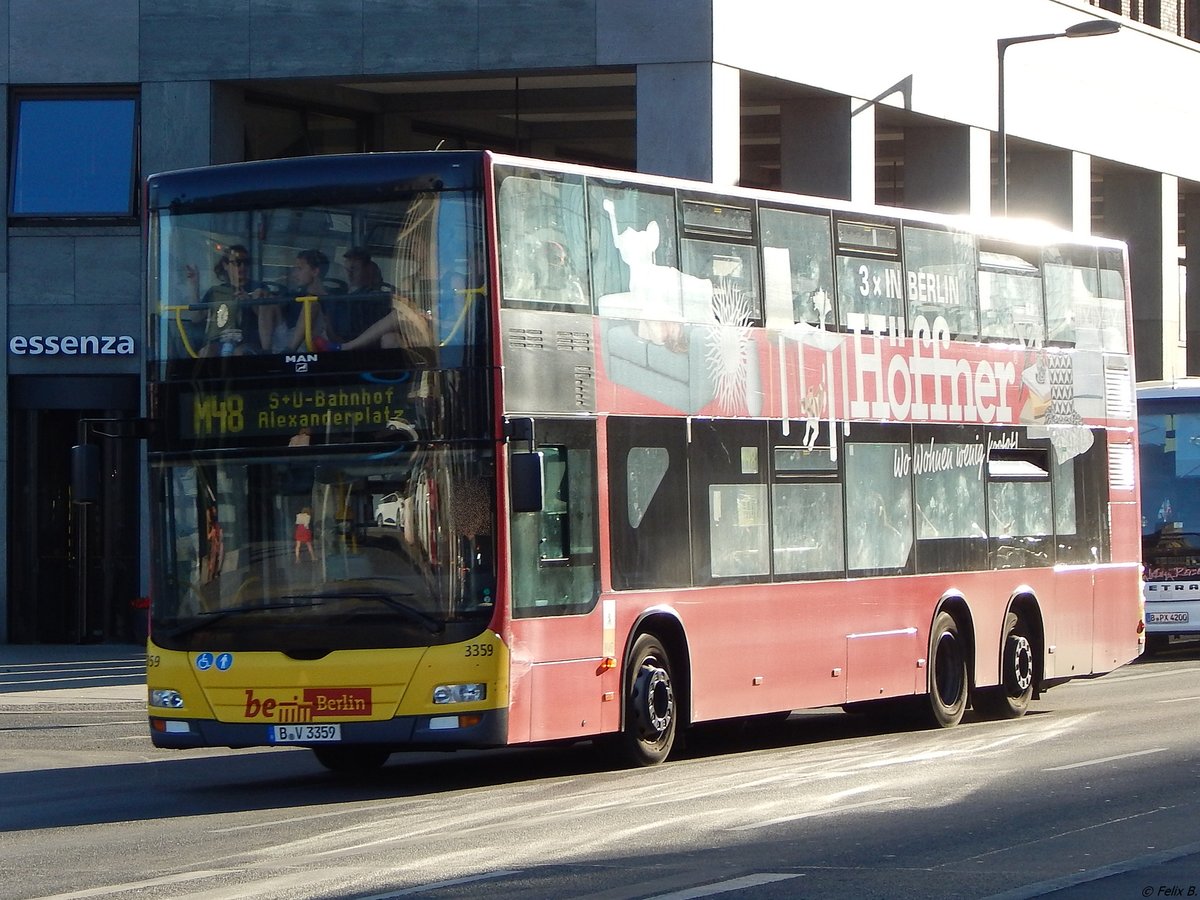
163, 591, 444, 641
164, 599, 327, 640
303, 590, 445, 634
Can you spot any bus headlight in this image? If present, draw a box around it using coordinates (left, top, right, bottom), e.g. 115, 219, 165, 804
149, 688, 185, 709
432, 683, 487, 704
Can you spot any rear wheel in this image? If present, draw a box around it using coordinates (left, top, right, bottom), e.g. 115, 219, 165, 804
922, 610, 968, 728
312, 745, 391, 774
974, 612, 1034, 719
609, 634, 677, 767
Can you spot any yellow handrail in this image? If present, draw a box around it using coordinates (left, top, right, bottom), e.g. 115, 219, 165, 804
295, 295, 319, 351
163, 304, 201, 359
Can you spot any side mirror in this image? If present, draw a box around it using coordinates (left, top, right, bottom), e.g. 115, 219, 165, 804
71, 444, 101, 504
510, 451, 544, 513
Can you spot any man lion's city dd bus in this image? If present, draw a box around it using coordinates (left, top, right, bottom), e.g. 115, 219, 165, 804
144, 150, 1144, 772
1138, 380, 1200, 653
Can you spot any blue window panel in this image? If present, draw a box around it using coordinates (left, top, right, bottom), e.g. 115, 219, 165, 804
11, 98, 137, 216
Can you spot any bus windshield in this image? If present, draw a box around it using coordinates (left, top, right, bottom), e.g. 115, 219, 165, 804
1140, 394, 1200, 562
152, 446, 496, 653
150, 175, 486, 377
146, 154, 497, 653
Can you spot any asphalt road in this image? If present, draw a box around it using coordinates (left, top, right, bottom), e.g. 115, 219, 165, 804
0, 641, 1198, 900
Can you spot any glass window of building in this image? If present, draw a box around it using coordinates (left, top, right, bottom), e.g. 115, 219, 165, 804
10, 95, 138, 217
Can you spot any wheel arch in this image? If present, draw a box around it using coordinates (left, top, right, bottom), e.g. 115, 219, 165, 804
932, 593, 976, 693
624, 609, 692, 731
1004, 591, 1046, 699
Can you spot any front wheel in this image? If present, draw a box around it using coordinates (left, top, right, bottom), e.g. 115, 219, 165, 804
608, 634, 678, 767
974, 612, 1034, 719
922, 610, 968, 728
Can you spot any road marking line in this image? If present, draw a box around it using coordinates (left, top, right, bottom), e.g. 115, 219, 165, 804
0, 674, 145, 687
1156, 694, 1200, 703
1104, 665, 1200, 682
1043, 747, 1166, 771
0, 660, 143, 671
645, 873, 803, 899
28, 869, 231, 899
351, 870, 521, 898
980, 839, 1200, 900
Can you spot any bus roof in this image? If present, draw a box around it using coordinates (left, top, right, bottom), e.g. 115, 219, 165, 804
148, 149, 1128, 256
1137, 379, 1200, 400
145, 150, 486, 213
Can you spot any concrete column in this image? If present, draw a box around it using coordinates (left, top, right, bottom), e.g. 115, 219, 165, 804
1070, 152, 1093, 235
1005, 148, 1094, 233
903, 124, 991, 216
210, 84, 246, 165
636, 62, 740, 186
0, 97, 8, 643
140, 82, 246, 176
1183, 194, 1200, 376
1104, 169, 1180, 382
140, 82, 212, 177
779, 97, 875, 204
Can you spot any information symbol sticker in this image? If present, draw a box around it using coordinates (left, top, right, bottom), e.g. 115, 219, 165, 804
216, 653, 233, 671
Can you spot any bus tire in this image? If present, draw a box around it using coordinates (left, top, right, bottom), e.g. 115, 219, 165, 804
922, 610, 968, 728
611, 633, 677, 767
312, 745, 391, 774
974, 612, 1034, 719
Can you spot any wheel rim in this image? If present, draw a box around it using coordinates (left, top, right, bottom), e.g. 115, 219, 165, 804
633, 659, 673, 741
1006, 633, 1033, 695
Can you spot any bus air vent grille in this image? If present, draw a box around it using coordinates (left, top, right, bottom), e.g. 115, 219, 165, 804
1103, 356, 1133, 419
1108, 443, 1135, 492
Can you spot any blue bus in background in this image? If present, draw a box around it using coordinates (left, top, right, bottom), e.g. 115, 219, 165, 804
1139, 380, 1200, 652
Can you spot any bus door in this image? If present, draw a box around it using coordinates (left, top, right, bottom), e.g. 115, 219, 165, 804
506, 418, 613, 742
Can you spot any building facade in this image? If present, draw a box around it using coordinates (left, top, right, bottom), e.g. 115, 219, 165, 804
3, 0, 1198, 643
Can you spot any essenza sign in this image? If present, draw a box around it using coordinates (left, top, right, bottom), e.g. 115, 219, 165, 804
9, 334, 135, 356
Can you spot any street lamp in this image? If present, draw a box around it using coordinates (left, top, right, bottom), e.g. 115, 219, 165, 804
997, 19, 1121, 215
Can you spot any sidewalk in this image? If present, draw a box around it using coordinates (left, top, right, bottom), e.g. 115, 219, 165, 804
0, 643, 146, 705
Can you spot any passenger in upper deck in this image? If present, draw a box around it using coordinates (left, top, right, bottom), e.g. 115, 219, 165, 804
319, 285, 436, 355
260, 248, 332, 353
533, 239, 587, 306
318, 257, 441, 356
184, 244, 271, 357
327, 247, 389, 344
346, 247, 385, 293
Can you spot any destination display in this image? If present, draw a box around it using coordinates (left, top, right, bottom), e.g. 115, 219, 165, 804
180, 383, 415, 441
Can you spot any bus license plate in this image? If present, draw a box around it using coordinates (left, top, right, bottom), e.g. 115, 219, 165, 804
1148, 612, 1190, 624
270, 724, 341, 743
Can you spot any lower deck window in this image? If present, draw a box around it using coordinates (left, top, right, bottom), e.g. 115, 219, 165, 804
709, 484, 769, 577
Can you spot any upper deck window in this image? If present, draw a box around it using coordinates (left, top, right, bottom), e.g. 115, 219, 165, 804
835, 218, 903, 328
759, 207, 835, 330
150, 183, 488, 384
680, 199, 753, 237
837, 220, 898, 253
978, 241, 1045, 345
497, 170, 590, 312
10, 94, 138, 218
1097, 247, 1129, 353
902, 226, 978, 340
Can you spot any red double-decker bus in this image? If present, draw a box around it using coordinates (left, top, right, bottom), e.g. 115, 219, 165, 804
144, 150, 1143, 772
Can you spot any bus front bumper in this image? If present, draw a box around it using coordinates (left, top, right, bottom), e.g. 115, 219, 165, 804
149, 708, 508, 751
